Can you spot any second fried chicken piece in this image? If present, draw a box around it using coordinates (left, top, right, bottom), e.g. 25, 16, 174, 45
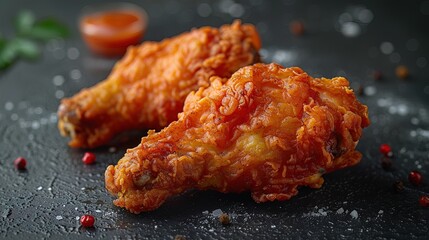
105, 63, 370, 213
58, 21, 260, 148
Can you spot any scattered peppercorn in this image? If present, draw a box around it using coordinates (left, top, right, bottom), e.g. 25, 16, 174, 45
379, 144, 392, 156
80, 214, 95, 228
419, 196, 429, 207
290, 20, 305, 36
373, 70, 382, 80
395, 65, 409, 79
408, 171, 422, 186
82, 152, 96, 165
393, 180, 404, 193
380, 157, 392, 170
174, 235, 186, 240
14, 157, 27, 170
218, 213, 231, 226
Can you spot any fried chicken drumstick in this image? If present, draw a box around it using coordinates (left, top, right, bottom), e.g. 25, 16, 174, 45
58, 21, 261, 148
105, 63, 370, 213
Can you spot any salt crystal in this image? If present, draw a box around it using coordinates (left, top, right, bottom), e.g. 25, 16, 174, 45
67, 47, 80, 60
202, 210, 209, 215
4, 102, 14, 111
75, 216, 80, 220
228, 3, 245, 18
406, 38, 419, 51
56, 216, 63, 220
10, 114, 18, 121
212, 209, 223, 217
364, 86, 376, 96
411, 117, 420, 125
95, 210, 102, 213
341, 22, 361, 38
37, 186, 43, 191
271, 225, 276, 228
70, 69, 82, 80
357, 9, 373, 23
336, 207, 344, 214
416, 57, 427, 68
378, 210, 383, 214
380, 42, 394, 55
52, 75, 65, 86
55, 90, 65, 99
81, 187, 86, 190
350, 210, 358, 219
197, 3, 212, 17
75, 207, 78, 211
48, 187, 52, 191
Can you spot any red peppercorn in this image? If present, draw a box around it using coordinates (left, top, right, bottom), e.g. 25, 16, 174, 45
379, 144, 392, 156
373, 70, 382, 80
80, 214, 95, 227
82, 152, 96, 165
290, 20, 305, 36
14, 157, 27, 170
408, 171, 422, 186
419, 196, 429, 207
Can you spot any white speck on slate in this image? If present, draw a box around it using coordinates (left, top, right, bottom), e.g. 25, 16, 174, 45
70, 69, 81, 80
76, 216, 80, 220
378, 210, 383, 214
37, 186, 43, 191
53, 75, 65, 86
336, 207, 345, 214
95, 210, 102, 213
48, 187, 52, 191
380, 42, 394, 55
67, 47, 80, 60
364, 86, 376, 96
212, 209, 223, 217
5, 102, 14, 111
56, 216, 63, 220
350, 210, 359, 219
55, 90, 65, 99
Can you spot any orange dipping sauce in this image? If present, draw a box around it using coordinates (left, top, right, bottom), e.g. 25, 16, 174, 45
80, 3, 147, 56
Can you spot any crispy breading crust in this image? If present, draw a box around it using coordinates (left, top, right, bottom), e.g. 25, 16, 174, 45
105, 63, 370, 213
58, 21, 261, 148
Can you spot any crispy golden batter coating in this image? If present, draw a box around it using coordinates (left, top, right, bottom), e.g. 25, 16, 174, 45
58, 21, 261, 148
105, 63, 370, 213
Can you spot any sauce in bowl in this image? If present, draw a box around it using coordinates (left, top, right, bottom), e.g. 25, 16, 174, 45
80, 3, 147, 57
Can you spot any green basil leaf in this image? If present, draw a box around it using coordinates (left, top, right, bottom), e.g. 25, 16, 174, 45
0, 40, 18, 70
14, 38, 39, 59
28, 18, 69, 40
16, 10, 35, 35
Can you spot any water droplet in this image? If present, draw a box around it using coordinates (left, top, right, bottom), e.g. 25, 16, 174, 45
389, 52, 401, 63
357, 9, 373, 23
53, 75, 65, 86
4, 102, 14, 111
341, 22, 361, 37
55, 90, 65, 99
406, 38, 419, 51
229, 3, 245, 17
70, 69, 82, 80
197, 3, 212, 17
67, 47, 80, 60
380, 42, 394, 55
364, 86, 376, 96
416, 57, 427, 68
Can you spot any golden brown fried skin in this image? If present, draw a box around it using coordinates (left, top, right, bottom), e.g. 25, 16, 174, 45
58, 21, 261, 148
105, 63, 370, 213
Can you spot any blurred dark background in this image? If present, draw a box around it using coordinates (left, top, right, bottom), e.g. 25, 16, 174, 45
0, 0, 428, 239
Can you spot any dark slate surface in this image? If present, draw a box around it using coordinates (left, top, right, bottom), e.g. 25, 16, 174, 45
1, 0, 428, 239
